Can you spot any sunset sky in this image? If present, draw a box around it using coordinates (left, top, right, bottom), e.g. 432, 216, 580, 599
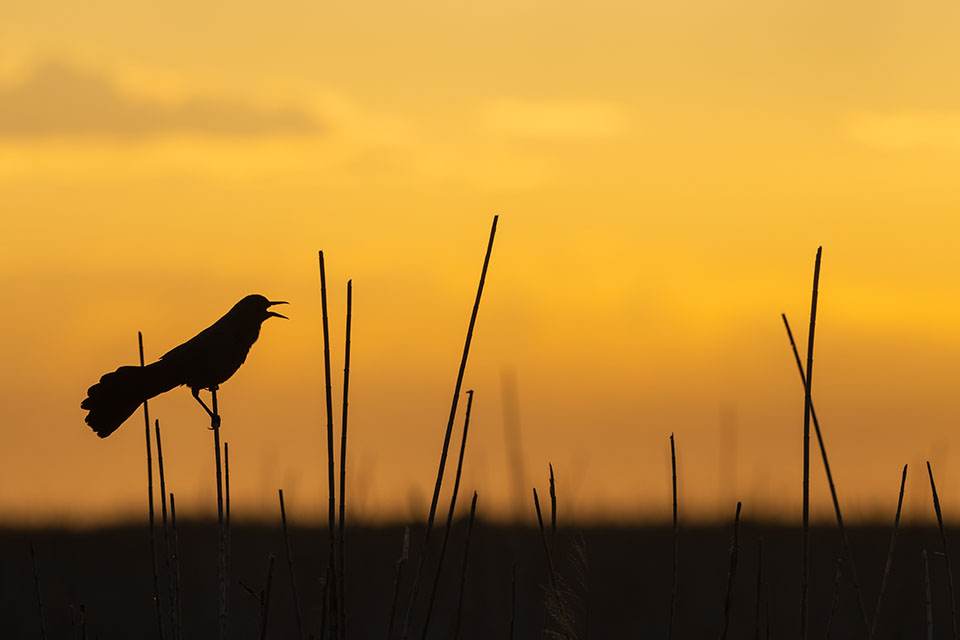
3, 1, 960, 526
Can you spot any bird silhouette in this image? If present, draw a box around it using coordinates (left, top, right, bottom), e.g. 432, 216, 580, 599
81, 294, 288, 438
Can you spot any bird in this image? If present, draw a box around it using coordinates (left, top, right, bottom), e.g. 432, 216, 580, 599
81, 294, 288, 438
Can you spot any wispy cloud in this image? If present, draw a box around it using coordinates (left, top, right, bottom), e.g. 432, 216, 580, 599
847, 111, 960, 150
0, 61, 322, 138
481, 98, 629, 141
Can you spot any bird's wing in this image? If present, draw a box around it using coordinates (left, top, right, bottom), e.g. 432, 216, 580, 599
159, 322, 223, 362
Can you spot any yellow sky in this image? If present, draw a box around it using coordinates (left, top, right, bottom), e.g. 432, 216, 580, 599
3, 1, 960, 526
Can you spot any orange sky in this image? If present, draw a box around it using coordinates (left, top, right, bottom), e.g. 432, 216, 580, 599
3, 1, 960, 526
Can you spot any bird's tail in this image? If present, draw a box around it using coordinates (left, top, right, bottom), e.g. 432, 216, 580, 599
81, 361, 180, 438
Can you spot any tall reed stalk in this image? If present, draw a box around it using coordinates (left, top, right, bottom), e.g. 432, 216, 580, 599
401, 215, 498, 639
870, 464, 908, 638
928, 460, 957, 639
800, 247, 822, 640
225, 440, 232, 631
210, 387, 226, 640
170, 492, 182, 640
139, 332, 165, 640
667, 433, 679, 640
338, 279, 353, 639
318, 250, 340, 640
279, 489, 305, 640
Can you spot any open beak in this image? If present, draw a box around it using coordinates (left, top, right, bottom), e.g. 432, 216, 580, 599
267, 300, 289, 319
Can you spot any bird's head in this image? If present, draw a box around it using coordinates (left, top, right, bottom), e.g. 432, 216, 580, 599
233, 294, 289, 323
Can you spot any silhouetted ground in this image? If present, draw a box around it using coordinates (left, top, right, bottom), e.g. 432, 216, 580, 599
1, 521, 954, 638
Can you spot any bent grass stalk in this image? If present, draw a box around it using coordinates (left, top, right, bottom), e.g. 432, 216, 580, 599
782, 313, 870, 633
401, 215, 498, 640
800, 247, 822, 640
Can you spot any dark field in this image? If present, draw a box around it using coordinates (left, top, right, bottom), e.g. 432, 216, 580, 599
2, 520, 956, 638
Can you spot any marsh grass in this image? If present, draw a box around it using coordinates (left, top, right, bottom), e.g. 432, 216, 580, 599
24, 235, 955, 639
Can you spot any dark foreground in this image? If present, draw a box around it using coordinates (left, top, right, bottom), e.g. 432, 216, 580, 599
1, 520, 954, 638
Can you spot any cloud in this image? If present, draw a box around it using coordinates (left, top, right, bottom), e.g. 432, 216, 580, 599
0, 61, 322, 138
482, 98, 628, 141
847, 111, 960, 150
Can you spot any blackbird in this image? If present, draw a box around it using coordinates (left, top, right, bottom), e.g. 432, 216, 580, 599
82, 294, 288, 437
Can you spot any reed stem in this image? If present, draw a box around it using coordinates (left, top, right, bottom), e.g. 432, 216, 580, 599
870, 464, 908, 638
421, 390, 475, 640
211, 387, 226, 640
549, 463, 557, 556
338, 279, 353, 639
139, 332, 165, 640
154, 420, 176, 638
29, 542, 47, 640
260, 555, 276, 640
667, 433, 679, 640
509, 563, 516, 640
279, 489, 306, 640
170, 493, 182, 640
719, 501, 742, 640
318, 250, 340, 640
754, 538, 763, 640
923, 549, 933, 640
800, 247, 822, 640
225, 440, 232, 632
452, 492, 479, 640
781, 313, 870, 634
386, 526, 410, 640
825, 557, 842, 640
401, 215, 498, 639
927, 460, 957, 639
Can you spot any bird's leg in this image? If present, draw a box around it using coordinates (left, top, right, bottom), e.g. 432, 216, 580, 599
192, 387, 221, 429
